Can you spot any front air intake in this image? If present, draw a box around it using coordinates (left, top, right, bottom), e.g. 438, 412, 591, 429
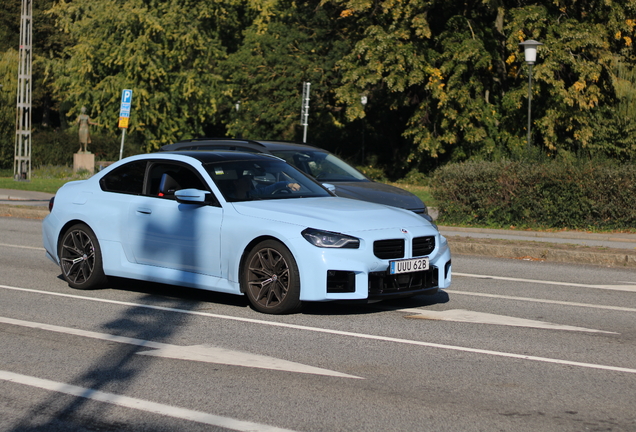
412, 236, 435, 257
373, 239, 405, 259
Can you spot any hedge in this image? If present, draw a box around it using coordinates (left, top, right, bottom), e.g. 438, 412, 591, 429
430, 160, 636, 230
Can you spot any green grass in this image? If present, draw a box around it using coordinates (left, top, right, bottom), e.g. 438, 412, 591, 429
388, 182, 437, 207
0, 166, 93, 194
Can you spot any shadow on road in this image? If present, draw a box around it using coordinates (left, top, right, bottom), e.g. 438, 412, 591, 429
7, 289, 201, 431
302, 289, 450, 315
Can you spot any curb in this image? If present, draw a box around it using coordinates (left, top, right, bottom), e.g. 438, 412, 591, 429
439, 225, 636, 243
448, 238, 636, 269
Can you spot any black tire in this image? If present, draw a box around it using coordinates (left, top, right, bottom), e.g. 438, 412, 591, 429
59, 223, 108, 290
242, 240, 302, 314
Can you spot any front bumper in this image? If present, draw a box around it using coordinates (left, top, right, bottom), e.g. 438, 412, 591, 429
292, 232, 452, 302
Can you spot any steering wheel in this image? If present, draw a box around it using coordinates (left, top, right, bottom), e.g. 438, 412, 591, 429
271, 187, 292, 195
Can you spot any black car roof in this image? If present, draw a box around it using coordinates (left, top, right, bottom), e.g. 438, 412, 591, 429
162, 150, 283, 164
159, 138, 329, 154
253, 140, 326, 152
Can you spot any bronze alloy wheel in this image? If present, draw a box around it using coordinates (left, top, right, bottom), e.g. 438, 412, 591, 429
243, 240, 301, 314
59, 224, 108, 289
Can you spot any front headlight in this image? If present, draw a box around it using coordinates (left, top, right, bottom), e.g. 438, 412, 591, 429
302, 228, 360, 249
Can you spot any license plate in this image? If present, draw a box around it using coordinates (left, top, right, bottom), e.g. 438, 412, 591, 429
389, 257, 429, 275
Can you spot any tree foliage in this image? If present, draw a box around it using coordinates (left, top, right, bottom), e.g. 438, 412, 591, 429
220, 1, 352, 146
329, 0, 636, 169
1, 0, 635, 171
0, 49, 18, 169
47, 0, 250, 151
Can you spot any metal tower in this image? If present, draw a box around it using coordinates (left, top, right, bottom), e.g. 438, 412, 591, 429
14, 0, 33, 181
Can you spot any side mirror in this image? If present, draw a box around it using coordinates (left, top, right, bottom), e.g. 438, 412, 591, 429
175, 188, 208, 204
322, 183, 337, 193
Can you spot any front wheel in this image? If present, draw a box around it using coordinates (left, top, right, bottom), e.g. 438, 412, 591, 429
242, 240, 301, 314
59, 223, 108, 290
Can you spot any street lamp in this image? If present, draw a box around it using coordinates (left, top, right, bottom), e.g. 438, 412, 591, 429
519, 39, 543, 151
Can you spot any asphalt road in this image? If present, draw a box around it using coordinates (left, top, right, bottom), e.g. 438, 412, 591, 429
1, 216, 635, 431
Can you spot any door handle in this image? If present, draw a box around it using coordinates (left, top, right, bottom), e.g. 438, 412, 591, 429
136, 207, 152, 214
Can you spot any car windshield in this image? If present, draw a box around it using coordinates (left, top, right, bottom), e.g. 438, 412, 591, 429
270, 150, 368, 182
205, 159, 331, 202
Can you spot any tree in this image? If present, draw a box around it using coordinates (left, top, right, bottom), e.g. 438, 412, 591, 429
0, 0, 21, 53
47, 0, 250, 151
503, 1, 636, 160
327, 0, 636, 170
220, 0, 355, 152
0, 49, 18, 169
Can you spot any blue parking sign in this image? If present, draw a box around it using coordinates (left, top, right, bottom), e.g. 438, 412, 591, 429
119, 89, 132, 118
119, 89, 133, 128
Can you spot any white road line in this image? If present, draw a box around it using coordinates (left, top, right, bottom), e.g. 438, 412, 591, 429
2, 284, 636, 375
447, 290, 636, 312
0, 317, 360, 379
0, 242, 44, 251
454, 272, 636, 292
397, 309, 617, 334
0, 370, 297, 432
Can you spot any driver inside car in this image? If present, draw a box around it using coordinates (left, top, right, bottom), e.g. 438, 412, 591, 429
232, 175, 300, 200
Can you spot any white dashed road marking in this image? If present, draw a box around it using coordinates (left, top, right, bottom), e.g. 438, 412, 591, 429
0, 370, 298, 432
0, 316, 361, 379
398, 308, 617, 334
454, 272, 636, 292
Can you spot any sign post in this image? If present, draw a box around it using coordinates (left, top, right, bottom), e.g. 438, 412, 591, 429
118, 89, 132, 160
300, 82, 310, 143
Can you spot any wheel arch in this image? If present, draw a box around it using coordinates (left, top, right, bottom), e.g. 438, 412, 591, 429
238, 235, 292, 294
56, 219, 97, 255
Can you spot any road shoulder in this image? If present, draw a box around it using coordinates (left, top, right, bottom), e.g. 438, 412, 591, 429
448, 235, 636, 268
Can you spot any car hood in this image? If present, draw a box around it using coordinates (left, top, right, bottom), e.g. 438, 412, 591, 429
232, 197, 433, 234
328, 181, 426, 212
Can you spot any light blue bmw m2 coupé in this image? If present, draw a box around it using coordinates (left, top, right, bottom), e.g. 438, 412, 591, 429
42, 151, 451, 314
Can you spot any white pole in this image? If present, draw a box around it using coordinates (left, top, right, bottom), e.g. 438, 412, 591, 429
300, 82, 310, 143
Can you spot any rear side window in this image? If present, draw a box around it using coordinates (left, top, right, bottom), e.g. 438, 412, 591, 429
100, 161, 147, 194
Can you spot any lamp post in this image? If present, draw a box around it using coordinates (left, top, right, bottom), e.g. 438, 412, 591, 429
235, 100, 241, 138
360, 96, 367, 163
519, 39, 543, 151
301, 82, 311, 143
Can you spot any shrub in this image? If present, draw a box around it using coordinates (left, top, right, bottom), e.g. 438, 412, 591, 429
399, 169, 429, 186
431, 160, 636, 230
31, 128, 142, 167
355, 155, 388, 181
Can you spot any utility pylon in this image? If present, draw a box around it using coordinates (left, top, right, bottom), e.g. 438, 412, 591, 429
14, 0, 32, 181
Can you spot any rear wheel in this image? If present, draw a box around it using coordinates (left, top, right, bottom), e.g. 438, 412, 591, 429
242, 240, 301, 314
59, 223, 108, 290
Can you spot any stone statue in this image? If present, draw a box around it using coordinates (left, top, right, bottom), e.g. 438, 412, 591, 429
76, 106, 97, 153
